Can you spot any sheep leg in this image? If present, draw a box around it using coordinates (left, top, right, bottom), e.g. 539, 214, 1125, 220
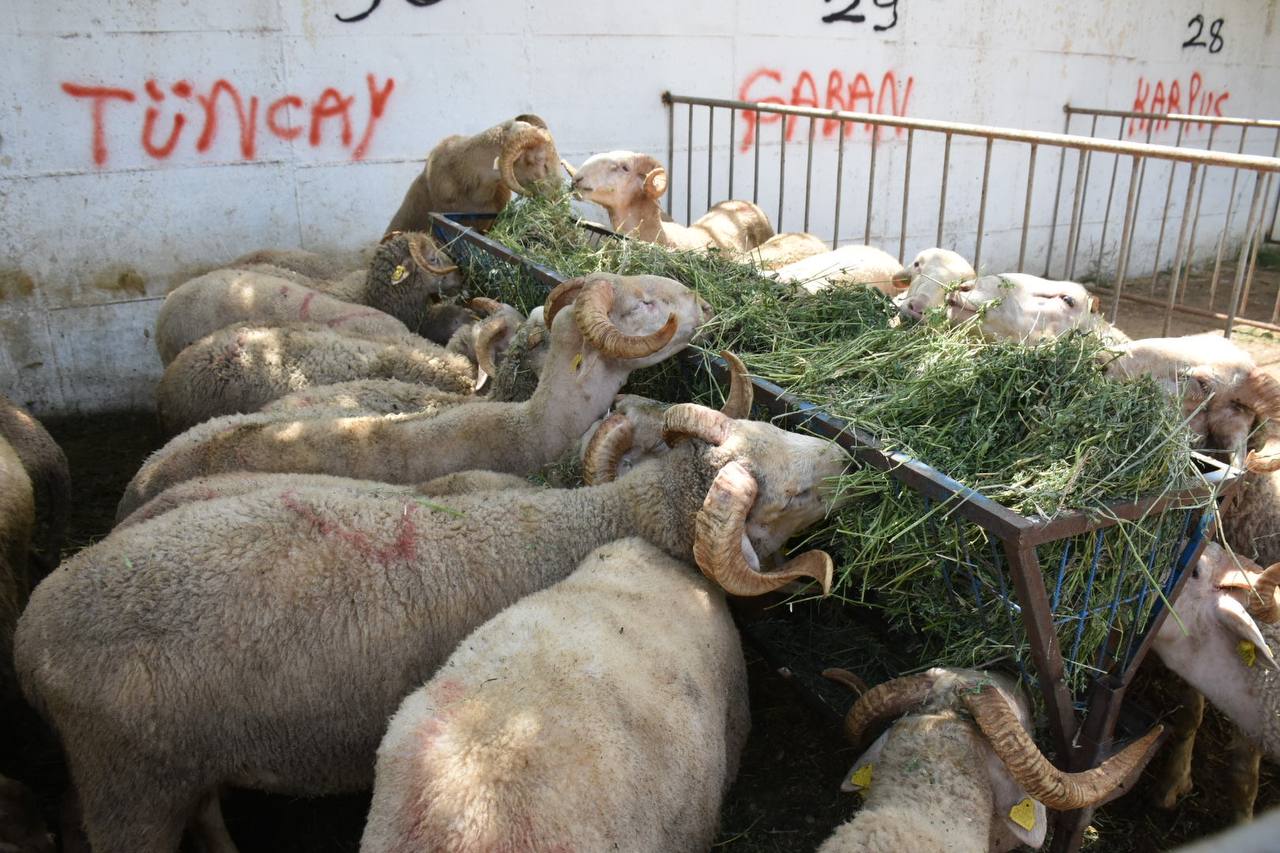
1224, 729, 1262, 823
187, 791, 239, 853
1149, 686, 1205, 808
72, 756, 199, 853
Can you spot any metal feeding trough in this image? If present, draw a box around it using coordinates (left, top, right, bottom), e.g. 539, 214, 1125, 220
430, 210, 1239, 851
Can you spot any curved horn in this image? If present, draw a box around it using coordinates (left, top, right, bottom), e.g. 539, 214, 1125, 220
380, 230, 403, 244
691, 460, 834, 597
662, 403, 733, 447
821, 667, 869, 698
1243, 369, 1280, 472
472, 316, 509, 387
468, 297, 504, 317
561, 158, 578, 179
961, 682, 1163, 810
840, 673, 936, 748
718, 351, 753, 419
406, 233, 459, 276
544, 277, 589, 327
1220, 562, 1280, 623
499, 126, 552, 197
582, 413, 635, 485
574, 280, 677, 359
514, 113, 548, 130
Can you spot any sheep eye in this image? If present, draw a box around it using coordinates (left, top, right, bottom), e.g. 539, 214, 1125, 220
1060, 295, 1076, 308
1191, 565, 1201, 579
620, 164, 630, 172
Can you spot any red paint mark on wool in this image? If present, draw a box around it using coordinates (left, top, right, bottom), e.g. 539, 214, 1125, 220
299, 291, 315, 321
279, 490, 419, 565
326, 309, 384, 328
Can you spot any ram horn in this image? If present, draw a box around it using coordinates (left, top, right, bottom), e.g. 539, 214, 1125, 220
472, 316, 510, 391
1220, 562, 1280, 623
406, 233, 459, 276
691, 460, 834, 597
961, 681, 1163, 810
380, 230, 403, 244
574, 279, 677, 359
1243, 369, 1280, 473
468, 297, 504, 317
544, 277, 589, 326
821, 667, 869, 698
513, 113, 548, 130
499, 125, 552, 197
718, 351, 753, 419
662, 403, 733, 448
839, 673, 936, 748
582, 413, 635, 485
560, 158, 579, 179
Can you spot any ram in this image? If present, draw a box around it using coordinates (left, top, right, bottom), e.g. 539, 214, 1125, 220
117, 273, 711, 519
361, 537, 755, 853
735, 231, 829, 270
945, 274, 1127, 343
816, 668, 1161, 852
387, 115, 562, 233
892, 248, 977, 321
17, 402, 843, 853
0, 394, 70, 576
568, 151, 774, 252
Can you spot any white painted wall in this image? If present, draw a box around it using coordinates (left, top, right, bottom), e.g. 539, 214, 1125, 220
2, 0, 1278, 414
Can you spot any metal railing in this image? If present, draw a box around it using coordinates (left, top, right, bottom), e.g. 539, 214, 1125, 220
662, 92, 1280, 337
1065, 105, 1280, 323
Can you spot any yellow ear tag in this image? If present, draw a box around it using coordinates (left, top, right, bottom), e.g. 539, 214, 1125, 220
1238, 640, 1258, 668
390, 265, 409, 284
848, 763, 873, 792
572, 353, 584, 372
1009, 797, 1038, 831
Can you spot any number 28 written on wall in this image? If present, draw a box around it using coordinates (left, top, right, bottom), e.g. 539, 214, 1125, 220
1183, 14, 1224, 53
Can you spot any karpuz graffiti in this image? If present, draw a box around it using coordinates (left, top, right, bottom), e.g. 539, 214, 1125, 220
821, 0, 899, 31
1128, 72, 1229, 136
335, 0, 446, 24
61, 74, 396, 166
738, 67, 915, 152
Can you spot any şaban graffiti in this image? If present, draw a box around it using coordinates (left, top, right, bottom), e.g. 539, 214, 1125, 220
737, 67, 915, 152
60, 74, 395, 166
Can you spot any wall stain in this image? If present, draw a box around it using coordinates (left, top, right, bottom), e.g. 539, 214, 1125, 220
0, 269, 36, 301
92, 267, 147, 297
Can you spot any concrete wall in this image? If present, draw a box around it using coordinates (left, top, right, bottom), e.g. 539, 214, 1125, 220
3, 0, 1278, 414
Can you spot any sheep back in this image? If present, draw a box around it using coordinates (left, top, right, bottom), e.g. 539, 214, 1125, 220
0, 395, 70, 575
260, 379, 473, 417
360, 537, 748, 853
155, 269, 410, 365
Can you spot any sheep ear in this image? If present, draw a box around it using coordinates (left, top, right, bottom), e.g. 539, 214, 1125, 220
985, 749, 1049, 849
643, 167, 669, 200
1089, 295, 1102, 314
840, 731, 888, 794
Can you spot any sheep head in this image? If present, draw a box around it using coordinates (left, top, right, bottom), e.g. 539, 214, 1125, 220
946, 274, 1097, 343
832, 667, 1161, 849
461, 298, 526, 392
569, 151, 668, 210
893, 247, 977, 320
542, 273, 711, 371
660, 402, 846, 597
1107, 334, 1280, 472
1153, 542, 1280, 744
367, 232, 463, 329
497, 116, 562, 198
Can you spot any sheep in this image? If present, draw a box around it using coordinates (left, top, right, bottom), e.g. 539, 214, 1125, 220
944, 274, 1127, 344
18, 401, 844, 853
230, 245, 372, 282
154, 323, 478, 433
568, 151, 774, 252
816, 668, 1162, 853
116, 470, 539, 530
771, 245, 907, 296
0, 436, 34, 699
386, 115, 562, 234
1151, 540, 1280, 762
1171, 803, 1280, 851
155, 267, 412, 366
735, 231, 829, 270
360, 536, 753, 853
0, 394, 70, 576
891, 248, 978, 320
117, 273, 712, 520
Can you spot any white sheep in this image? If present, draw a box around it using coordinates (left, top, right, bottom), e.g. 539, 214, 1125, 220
1152, 541, 1280, 762
945, 274, 1126, 344
17, 402, 843, 853
387, 115, 562, 234
891, 248, 977, 320
117, 273, 712, 520
0, 434, 34, 700
0, 394, 70, 576
568, 151, 774, 252
155, 324, 479, 433
772, 245, 907, 296
817, 668, 1162, 852
360, 537, 752, 853
735, 231, 829, 270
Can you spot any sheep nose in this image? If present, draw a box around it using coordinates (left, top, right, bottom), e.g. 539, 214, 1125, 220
945, 293, 960, 308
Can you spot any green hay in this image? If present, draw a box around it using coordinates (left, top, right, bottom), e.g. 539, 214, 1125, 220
450, 195, 1216, 694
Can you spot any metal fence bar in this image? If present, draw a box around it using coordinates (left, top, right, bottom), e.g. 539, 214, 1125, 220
1240, 173, 1274, 313
804, 116, 817, 233
706, 107, 714, 213
937, 131, 952, 248
665, 97, 675, 218
1225, 173, 1269, 337
777, 115, 788, 232
865, 126, 879, 245
1045, 114, 1072, 276
1063, 149, 1088, 280
1148, 124, 1187, 294
973, 138, 994, 271
1269, 127, 1280, 243
685, 103, 693, 226
832, 123, 846, 250
1210, 128, 1251, 308
1109, 156, 1143, 323
1065, 105, 1280, 131
752, 108, 761, 205
727, 109, 736, 199
1065, 115, 1099, 281
898, 128, 915, 264
1018, 143, 1038, 273
1163, 163, 1202, 336
1094, 118, 1128, 280
1177, 125, 1219, 304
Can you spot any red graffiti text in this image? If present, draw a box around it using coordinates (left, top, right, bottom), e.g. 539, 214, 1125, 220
61, 74, 396, 167
737, 68, 915, 152
1128, 72, 1230, 136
